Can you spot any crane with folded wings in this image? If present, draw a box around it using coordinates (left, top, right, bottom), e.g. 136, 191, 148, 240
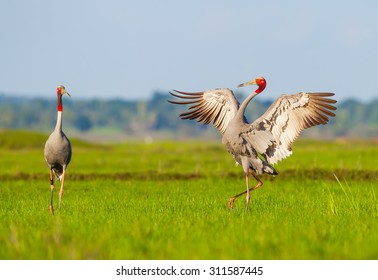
169, 77, 337, 210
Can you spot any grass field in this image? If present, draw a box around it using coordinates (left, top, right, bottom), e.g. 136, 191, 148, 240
0, 130, 377, 259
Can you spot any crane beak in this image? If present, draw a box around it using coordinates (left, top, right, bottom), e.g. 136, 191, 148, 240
62, 89, 71, 97
237, 79, 257, 88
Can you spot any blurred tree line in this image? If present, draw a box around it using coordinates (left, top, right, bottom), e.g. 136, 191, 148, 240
0, 92, 377, 138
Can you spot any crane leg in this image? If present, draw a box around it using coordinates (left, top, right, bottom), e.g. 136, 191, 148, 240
245, 173, 251, 211
228, 169, 263, 210
49, 169, 54, 215
58, 169, 66, 212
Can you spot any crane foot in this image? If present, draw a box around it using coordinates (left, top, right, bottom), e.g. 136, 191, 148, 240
228, 197, 235, 209
49, 205, 54, 215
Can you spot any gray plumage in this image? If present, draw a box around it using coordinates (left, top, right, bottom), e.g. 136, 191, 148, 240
44, 129, 72, 179
44, 85, 72, 214
169, 77, 337, 209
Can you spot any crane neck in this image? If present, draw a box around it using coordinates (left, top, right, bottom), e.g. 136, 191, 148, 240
55, 94, 63, 131
235, 92, 258, 122
57, 94, 63, 112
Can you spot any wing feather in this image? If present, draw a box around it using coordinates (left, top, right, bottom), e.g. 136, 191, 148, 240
244, 92, 337, 164
169, 88, 239, 134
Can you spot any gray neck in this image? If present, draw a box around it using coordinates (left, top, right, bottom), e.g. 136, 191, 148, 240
234, 92, 258, 123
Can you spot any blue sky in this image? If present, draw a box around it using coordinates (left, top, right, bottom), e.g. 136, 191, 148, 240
1, 0, 377, 101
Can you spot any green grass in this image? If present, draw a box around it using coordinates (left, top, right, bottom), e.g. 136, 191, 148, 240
0, 130, 377, 259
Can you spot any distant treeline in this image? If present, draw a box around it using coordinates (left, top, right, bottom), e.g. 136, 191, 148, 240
0, 92, 377, 138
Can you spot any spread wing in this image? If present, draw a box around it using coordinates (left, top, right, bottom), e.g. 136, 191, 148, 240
168, 88, 240, 134
243, 92, 337, 164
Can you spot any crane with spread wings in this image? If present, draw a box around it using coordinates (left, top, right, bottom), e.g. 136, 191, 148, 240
169, 77, 337, 210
